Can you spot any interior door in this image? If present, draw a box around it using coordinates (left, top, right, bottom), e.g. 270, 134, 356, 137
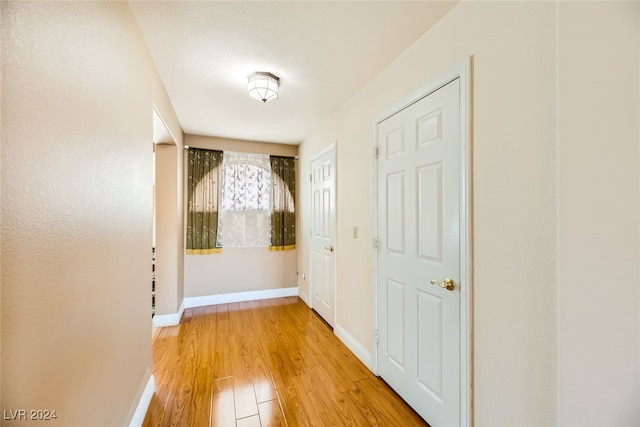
310, 147, 336, 326
377, 79, 461, 426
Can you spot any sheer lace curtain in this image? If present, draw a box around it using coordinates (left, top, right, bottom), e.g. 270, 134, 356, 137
217, 151, 272, 247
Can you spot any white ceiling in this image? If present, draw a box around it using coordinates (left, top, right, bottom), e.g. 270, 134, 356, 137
130, 1, 457, 145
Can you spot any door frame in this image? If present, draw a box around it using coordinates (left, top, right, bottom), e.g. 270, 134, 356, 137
372, 59, 473, 426
309, 143, 337, 326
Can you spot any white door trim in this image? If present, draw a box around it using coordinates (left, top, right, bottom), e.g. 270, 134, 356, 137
372, 58, 473, 427
309, 142, 337, 326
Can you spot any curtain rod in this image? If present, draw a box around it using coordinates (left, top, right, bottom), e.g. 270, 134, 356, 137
183, 145, 298, 160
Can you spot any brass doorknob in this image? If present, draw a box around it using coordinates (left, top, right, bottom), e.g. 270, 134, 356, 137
430, 278, 455, 291
324, 246, 334, 252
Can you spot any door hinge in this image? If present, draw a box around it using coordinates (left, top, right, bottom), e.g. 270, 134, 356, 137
374, 146, 380, 159
373, 237, 379, 250
309, 173, 312, 182
374, 329, 379, 344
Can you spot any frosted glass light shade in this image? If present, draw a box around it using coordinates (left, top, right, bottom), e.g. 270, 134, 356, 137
247, 72, 280, 103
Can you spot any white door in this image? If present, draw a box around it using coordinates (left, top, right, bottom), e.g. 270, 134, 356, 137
377, 79, 461, 426
310, 146, 336, 326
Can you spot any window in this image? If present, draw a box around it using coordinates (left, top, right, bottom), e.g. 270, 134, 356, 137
217, 151, 272, 247
187, 148, 296, 253
220, 161, 271, 212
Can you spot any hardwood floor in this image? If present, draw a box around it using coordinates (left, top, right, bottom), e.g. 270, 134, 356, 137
143, 297, 429, 426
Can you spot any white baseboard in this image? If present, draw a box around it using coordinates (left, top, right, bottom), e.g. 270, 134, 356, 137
184, 286, 298, 309
334, 323, 373, 371
152, 299, 185, 327
129, 374, 154, 427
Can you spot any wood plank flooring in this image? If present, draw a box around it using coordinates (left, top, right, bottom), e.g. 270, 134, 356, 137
143, 296, 429, 427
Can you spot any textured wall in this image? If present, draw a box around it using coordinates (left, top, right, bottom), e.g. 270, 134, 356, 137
1, 2, 181, 425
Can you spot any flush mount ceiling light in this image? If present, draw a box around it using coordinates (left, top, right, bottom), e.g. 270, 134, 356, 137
247, 71, 280, 103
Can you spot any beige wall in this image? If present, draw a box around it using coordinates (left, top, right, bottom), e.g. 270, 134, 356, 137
1, 2, 182, 425
299, 2, 558, 425
155, 144, 185, 315
177, 144, 185, 307
183, 135, 298, 297
186, 247, 297, 297
186, 134, 298, 157
557, 2, 640, 425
